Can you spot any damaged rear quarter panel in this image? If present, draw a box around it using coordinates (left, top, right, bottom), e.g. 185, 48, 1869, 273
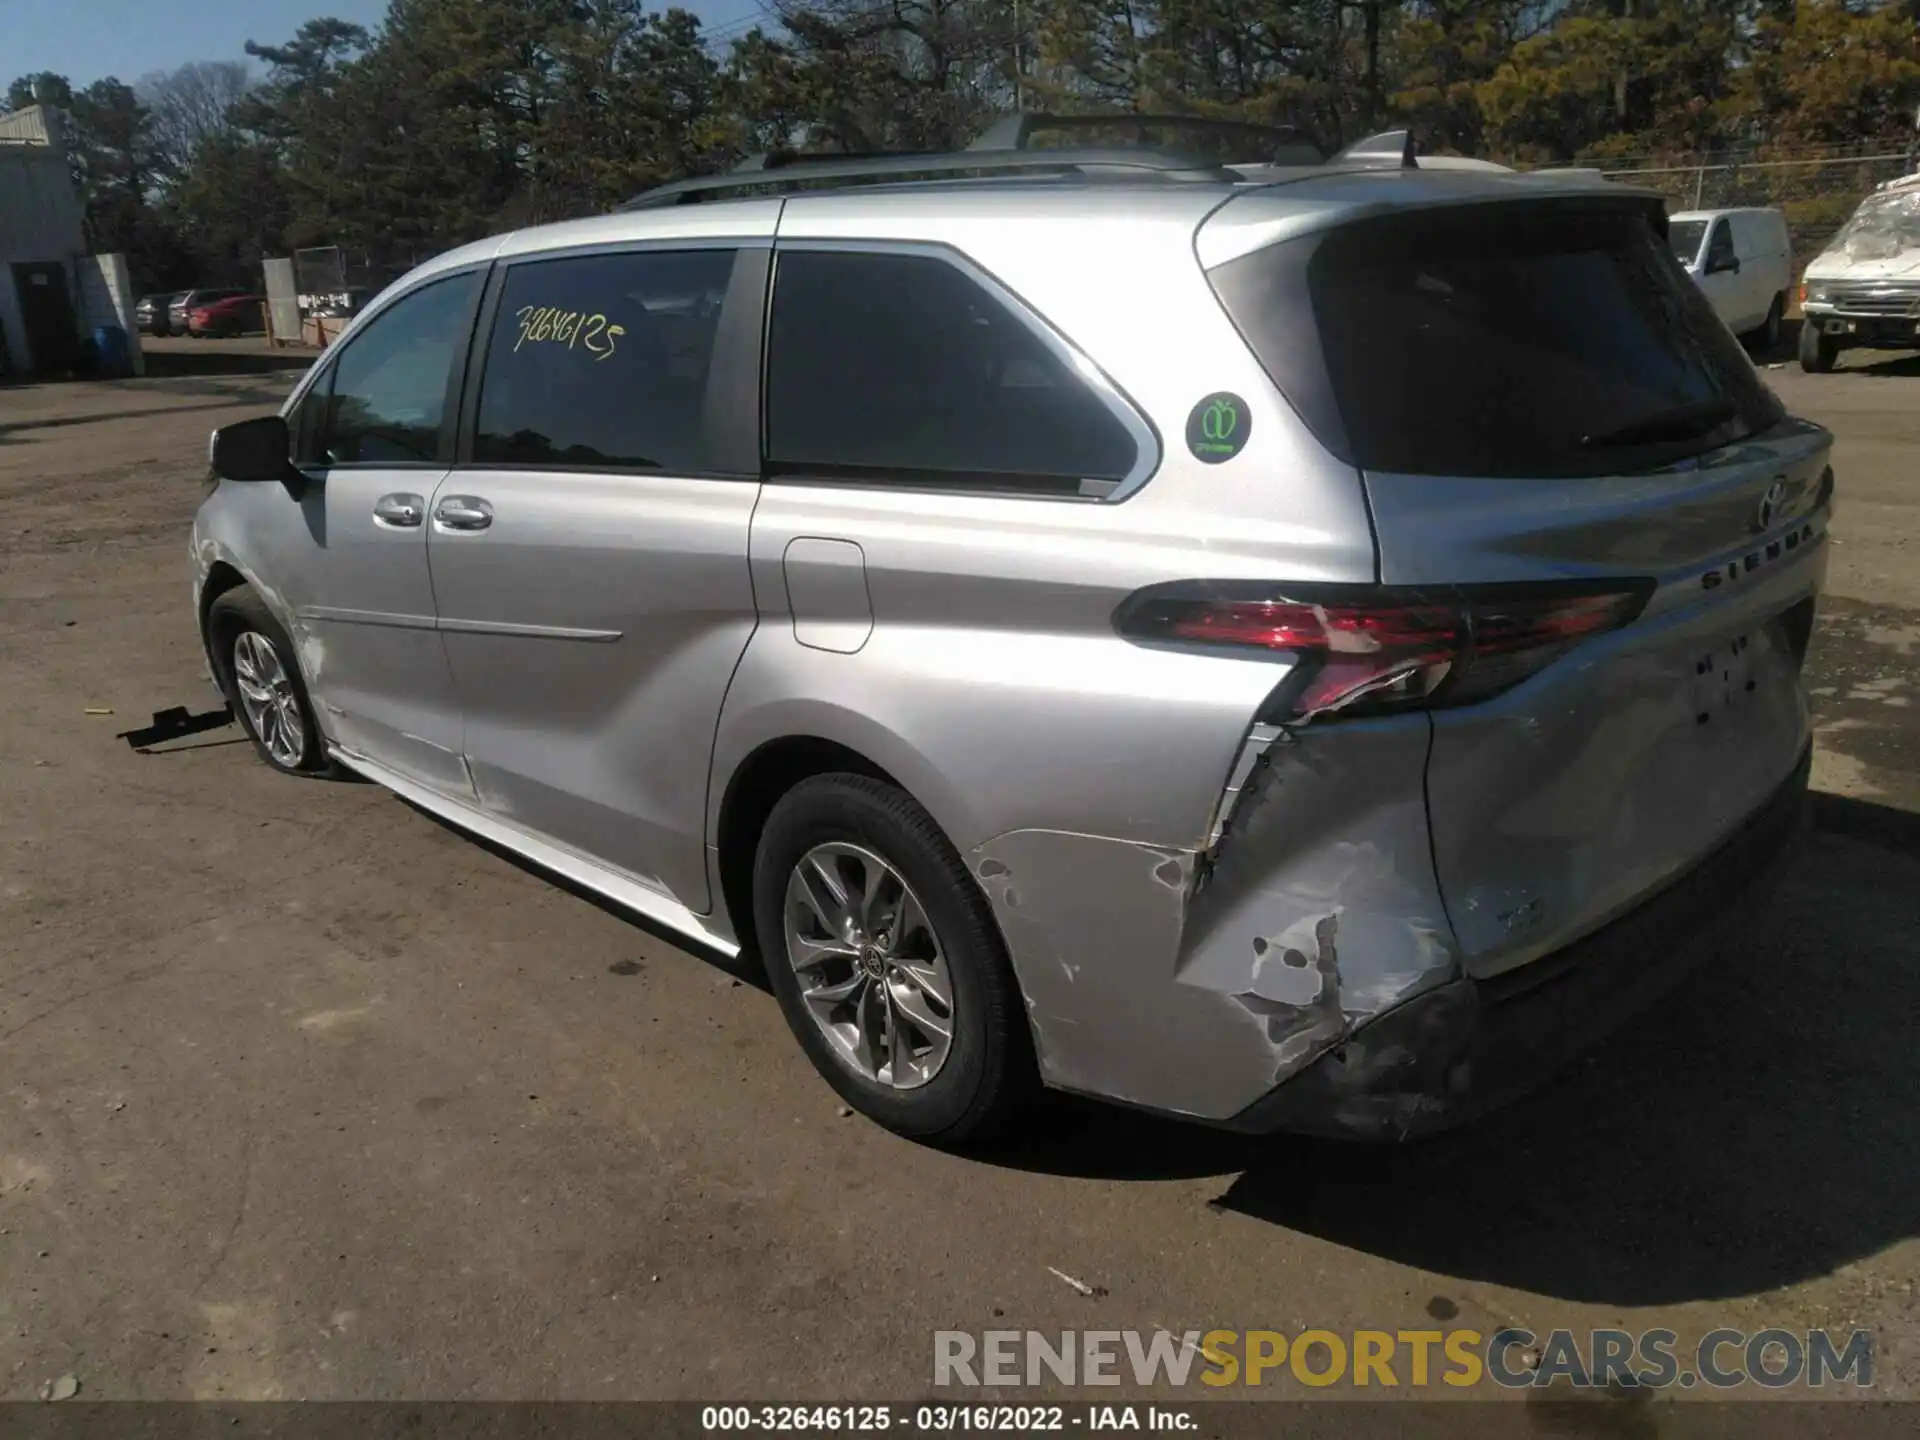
970, 716, 1461, 1121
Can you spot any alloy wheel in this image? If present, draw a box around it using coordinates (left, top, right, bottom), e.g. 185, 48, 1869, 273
231, 629, 307, 768
782, 841, 955, 1089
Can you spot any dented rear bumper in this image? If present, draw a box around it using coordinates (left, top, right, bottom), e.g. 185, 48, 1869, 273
1227, 744, 1811, 1140
971, 702, 1808, 1137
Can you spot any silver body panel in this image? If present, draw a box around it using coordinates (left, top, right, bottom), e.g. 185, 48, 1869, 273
1363, 426, 1828, 979
192, 169, 1831, 1128
195, 470, 475, 798
426, 468, 761, 910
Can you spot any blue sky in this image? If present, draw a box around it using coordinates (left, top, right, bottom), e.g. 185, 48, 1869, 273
1, 0, 764, 89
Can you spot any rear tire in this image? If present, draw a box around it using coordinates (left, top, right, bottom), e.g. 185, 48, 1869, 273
752, 773, 1034, 1145
207, 585, 329, 776
1798, 319, 1838, 373
1749, 294, 1784, 351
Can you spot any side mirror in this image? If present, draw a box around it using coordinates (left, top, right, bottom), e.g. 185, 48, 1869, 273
1709, 253, 1741, 275
208, 415, 294, 483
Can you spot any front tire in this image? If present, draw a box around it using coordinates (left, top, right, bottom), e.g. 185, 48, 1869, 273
752, 773, 1034, 1144
207, 585, 328, 775
1799, 319, 1838, 373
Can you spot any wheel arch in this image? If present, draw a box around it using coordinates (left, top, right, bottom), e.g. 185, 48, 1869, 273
708, 698, 999, 959
714, 734, 906, 963
197, 559, 253, 686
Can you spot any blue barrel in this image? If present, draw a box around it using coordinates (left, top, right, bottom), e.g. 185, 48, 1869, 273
92, 323, 133, 378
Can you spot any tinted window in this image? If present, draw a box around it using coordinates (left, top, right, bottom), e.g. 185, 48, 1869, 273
310, 271, 477, 466
766, 250, 1138, 494
1706, 220, 1735, 266
473, 249, 736, 471
1667, 219, 1706, 263
1211, 202, 1783, 479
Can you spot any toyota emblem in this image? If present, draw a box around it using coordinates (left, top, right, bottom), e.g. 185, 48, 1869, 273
1754, 478, 1786, 533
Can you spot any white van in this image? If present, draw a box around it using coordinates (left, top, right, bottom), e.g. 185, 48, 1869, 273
1797, 172, 1920, 372
1667, 207, 1794, 347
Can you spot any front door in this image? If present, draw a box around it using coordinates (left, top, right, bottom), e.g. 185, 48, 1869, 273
276, 268, 484, 798
427, 235, 773, 911
11, 262, 80, 373
1698, 220, 1749, 332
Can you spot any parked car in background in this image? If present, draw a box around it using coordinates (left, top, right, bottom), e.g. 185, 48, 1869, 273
169, 288, 248, 334
1667, 208, 1794, 348
188, 294, 266, 338
134, 292, 183, 337
191, 136, 1829, 1145
1798, 172, 1920, 373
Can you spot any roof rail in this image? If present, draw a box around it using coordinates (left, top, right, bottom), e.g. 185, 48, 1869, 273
966, 111, 1326, 166
618, 146, 1239, 209
616, 120, 1429, 210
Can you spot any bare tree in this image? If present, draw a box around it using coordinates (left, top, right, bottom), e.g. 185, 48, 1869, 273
138, 60, 255, 180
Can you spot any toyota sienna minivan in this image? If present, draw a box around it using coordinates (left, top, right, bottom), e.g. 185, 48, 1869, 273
191, 129, 1830, 1144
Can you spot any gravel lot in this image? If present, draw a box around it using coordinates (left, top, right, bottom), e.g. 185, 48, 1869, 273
1, 335, 1916, 1405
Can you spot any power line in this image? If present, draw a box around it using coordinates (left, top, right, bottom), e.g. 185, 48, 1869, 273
701, 2, 781, 49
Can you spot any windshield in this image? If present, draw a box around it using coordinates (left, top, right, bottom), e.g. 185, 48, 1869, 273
1822, 187, 1920, 263
1209, 200, 1784, 479
1667, 219, 1707, 264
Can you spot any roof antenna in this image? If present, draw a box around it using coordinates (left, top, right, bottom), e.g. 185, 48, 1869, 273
1332, 129, 1418, 170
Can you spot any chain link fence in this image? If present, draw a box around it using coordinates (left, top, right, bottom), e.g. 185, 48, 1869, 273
290, 245, 419, 313
253, 245, 426, 347
1594, 140, 1920, 269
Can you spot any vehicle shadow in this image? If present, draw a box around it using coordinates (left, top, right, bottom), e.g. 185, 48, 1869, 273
1844, 351, 1920, 378
1751, 318, 1802, 367
1760, 319, 1920, 377
0, 396, 287, 439
395, 799, 772, 992
981, 810, 1920, 1307
141, 346, 316, 379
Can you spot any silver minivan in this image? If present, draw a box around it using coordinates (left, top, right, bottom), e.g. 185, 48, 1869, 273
193, 132, 1830, 1144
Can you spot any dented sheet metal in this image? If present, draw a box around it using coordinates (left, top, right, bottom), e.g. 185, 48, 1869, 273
969, 715, 1460, 1122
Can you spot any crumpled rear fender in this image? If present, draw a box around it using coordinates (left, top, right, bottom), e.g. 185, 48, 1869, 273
968, 715, 1461, 1121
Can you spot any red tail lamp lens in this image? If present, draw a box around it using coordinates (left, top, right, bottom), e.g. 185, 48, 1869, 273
1120, 586, 1647, 718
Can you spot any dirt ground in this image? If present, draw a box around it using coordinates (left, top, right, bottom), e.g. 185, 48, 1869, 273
1, 334, 1917, 1406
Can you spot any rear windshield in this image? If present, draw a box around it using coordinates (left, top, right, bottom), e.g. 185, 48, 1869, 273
1667, 219, 1707, 262
1210, 201, 1784, 478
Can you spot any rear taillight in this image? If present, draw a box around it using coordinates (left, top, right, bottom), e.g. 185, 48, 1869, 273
1115, 583, 1651, 720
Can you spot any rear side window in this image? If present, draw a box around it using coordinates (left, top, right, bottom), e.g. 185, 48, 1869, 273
765, 249, 1139, 495
308, 270, 479, 466
473, 248, 737, 472
1210, 202, 1785, 479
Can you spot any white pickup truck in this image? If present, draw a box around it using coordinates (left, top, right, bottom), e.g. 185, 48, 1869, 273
1798, 172, 1920, 373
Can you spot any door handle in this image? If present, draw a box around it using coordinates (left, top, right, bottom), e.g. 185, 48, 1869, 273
434, 495, 494, 532
373, 492, 425, 528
